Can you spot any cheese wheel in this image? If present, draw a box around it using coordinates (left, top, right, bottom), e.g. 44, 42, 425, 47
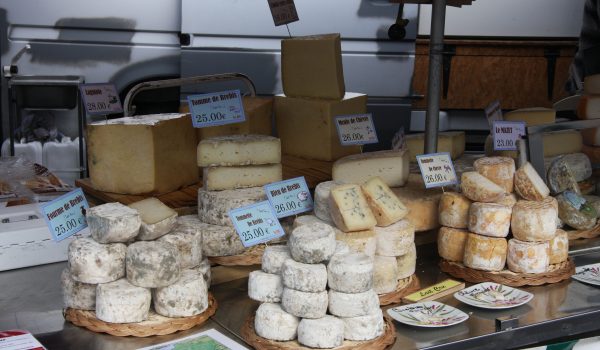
262, 245, 292, 274
298, 316, 344, 348
474, 157, 515, 193
61, 268, 96, 310
332, 241, 352, 258
86, 202, 141, 243
461, 171, 505, 202
329, 184, 377, 232
95, 279, 151, 323
126, 241, 181, 288
439, 192, 471, 229
514, 162, 550, 201
328, 252, 374, 293
463, 234, 507, 272
248, 270, 283, 303
153, 269, 208, 317
281, 259, 328, 292
468, 202, 512, 238
335, 229, 377, 259
328, 289, 379, 318
128, 198, 177, 241
67, 238, 126, 284
341, 309, 384, 341
157, 227, 203, 269
373, 255, 398, 294
361, 176, 409, 226
197, 134, 281, 167
281, 288, 328, 319
374, 219, 414, 257
547, 156, 581, 195
494, 193, 518, 208
196, 258, 212, 286
202, 223, 245, 257
289, 222, 336, 264
396, 243, 417, 279
557, 191, 598, 230
437, 227, 469, 262
293, 214, 341, 235
511, 200, 557, 242
255, 303, 299, 341
314, 181, 338, 224
545, 153, 592, 182
197, 187, 266, 227
391, 177, 442, 232
507, 239, 549, 273
549, 229, 569, 265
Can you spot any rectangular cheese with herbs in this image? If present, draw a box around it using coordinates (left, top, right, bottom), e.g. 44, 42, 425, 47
197, 134, 281, 167
203, 164, 282, 191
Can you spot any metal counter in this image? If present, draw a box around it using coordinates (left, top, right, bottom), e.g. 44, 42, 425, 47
2, 241, 600, 350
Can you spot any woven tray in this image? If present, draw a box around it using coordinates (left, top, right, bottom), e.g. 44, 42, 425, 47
64, 293, 217, 337
378, 274, 421, 306
241, 314, 396, 350
208, 245, 265, 266
566, 223, 600, 241
439, 258, 575, 287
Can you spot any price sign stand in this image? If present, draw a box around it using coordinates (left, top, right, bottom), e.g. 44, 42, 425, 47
187, 89, 246, 128
492, 120, 526, 151
335, 114, 378, 146
485, 100, 503, 130
416, 152, 458, 189
229, 201, 285, 248
41, 188, 89, 242
264, 177, 313, 218
79, 83, 123, 116
267, 0, 299, 34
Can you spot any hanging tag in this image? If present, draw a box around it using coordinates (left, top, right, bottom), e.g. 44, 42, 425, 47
80, 83, 123, 115
391, 126, 406, 151
485, 100, 503, 131
416, 152, 458, 189
492, 120, 526, 151
335, 114, 378, 146
41, 188, 89, 242
229, 201, 285, 247
264, 176, 313, 218
267, 0, 299, 26
187, 89, 246, 128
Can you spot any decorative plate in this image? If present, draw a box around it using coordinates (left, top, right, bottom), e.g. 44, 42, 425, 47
572, 263, 600, 286
386, 301, 468, 328
453, 282, 533, 309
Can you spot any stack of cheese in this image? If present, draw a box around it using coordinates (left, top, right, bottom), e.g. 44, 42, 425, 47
62, 199, 212, 323
437, 157, 569, 274
274, 33, 367, 161
249, 223, 384, 347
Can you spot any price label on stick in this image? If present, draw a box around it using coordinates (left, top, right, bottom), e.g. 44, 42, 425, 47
80, 83, 123, 115
187, 89, 246, 128
229, 201, 285, 247
416, 152, 458, 189
267, 0, 299, 26
335, 114, 378, 146
485, 100, 503, 131
41, 188, 89, 242
264, 176, 313, 218
492, 120, 526, 151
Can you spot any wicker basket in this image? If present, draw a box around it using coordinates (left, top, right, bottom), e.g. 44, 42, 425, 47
566, 223, 600, 241
208, 245, 265, 266
378, 274, 421, 306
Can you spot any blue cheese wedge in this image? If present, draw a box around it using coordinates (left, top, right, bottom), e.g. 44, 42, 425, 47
361, 176, 409, 226
329, 184, 377, 232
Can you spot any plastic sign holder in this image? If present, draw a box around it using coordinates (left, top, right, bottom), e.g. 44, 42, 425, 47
335, 113, 378, 146
41, 188, 89, 242
416, 152, 458, 189
80, 83, 123, 115
264, 177, 313, 218
229, 201, 285, 247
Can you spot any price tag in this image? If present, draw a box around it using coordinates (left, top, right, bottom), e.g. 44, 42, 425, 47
492, 120, 526, 151
416, 152, 458, 189
485, 100, 503, 131
229, 201, 285, 247
187, 89, 246, 128
335, 114, 378, 146
267, 0, 299, 26
80, 83, 123, 115
264, 177, 313, 218
0, 330, 45, 350
41, 188, 89, 242
391, 126, 406, 151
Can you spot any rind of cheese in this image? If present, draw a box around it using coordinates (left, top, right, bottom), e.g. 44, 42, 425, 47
157, 228, 203, 269
293, 214, 341, 235
545, 153, 592, 183
281, 288, 328, 319
514, 162, 550, 201
248, 270, 283, 303
297, 316, 345, 349
255, 303, 299, 341
314, 181, 339, 224
438, 192, 471, 229
328, 289, 379, 318
341, 309, 384, 341
437, 227, 469, 262
153, 269, 208, 318
461, 171, 506, 202
547, 157, 580, 195
262, 245, 292, 274
473, 156, 515, 193
374, 219, 414, 257
405, 131, 465, 161
335, 229, 377, 259
329, 184, 377, 232
126, 241, 181, 288
61, 268, 96, 310
396, 243, 417, 279
391, 176, 442, 232
556, 191, 598, 230
198, 187, 266, 227
511, 200, 557, 242
95, 278, 151, 324
327, 252, 374, 293
196, 258, 212, 286
197, 134, 281, 167
202, 223, 246, 257
202, 164, 282, 191
289, 222, 336, 264
468, 202, 512, 238
281, 259, 328, 292
128, 198, 178, 241
332, 150, 410, 187
373, 255, 399, 294
494, 193, 518, 208
86, 202, 141, 243
361, 176, 409, 226
549, 229, 569, 265
503, 107, 555, 126
67, 238, 126, 284
584, 74, 600, 94
578, 95, 600, 120
463, 233, 507, 272
507, 239, 549, 273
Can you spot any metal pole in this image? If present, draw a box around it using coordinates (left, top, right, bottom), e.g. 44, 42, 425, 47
424, 0, 447, 154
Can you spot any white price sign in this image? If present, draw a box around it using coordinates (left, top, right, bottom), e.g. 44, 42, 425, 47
79, 83, 123, 115
492, 120, 526, 151
416, 152, 458, 189
484, 100, 503, 131
267, 0, 299, 26
335, 114, 378, 146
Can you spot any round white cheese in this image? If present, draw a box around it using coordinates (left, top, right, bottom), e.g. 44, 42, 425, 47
297, 316, 344, 349
202, 223, 246, 257
374, 219, 414, 257
373, 255, 398, 294
197, 187, 266, 227
341, 308, 384, 341
289, 222, 336, 264
314, 181, 338, 224
396, 243, 417, 279
61, 268, 96, 310
281, 259, 327, 292
153, 269, 209, 317
86, 202, 141, 243
468, 202, 512, 238
327, 252, 374, 293
281, 288, 328, 319
126, 241, 181, 288
68, 237, 126, 284
549, 229, 569, 265
438, 192, 471, 229
437, 227, 469, 262
328, 289, 379, 318
254, 303, 299, 341
95, 278, 151, 323
463, 234, 507, 272
473, 156, 515, 193
248, 270, 283, 303
511, 199, 557, 242
157, 227, 202, 269
195, 258, 212, 286
262, 245, 292, 274
293, 214, 340, 233
507, 238, 549, 273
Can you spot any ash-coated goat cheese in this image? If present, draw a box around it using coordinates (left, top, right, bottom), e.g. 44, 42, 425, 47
288, 222, 336, 264
248, 270, 283, 303
328, 289, 379, 318
473, 156, 515, 193
197, 134, 281, 167
61, 268, 96, 310
506, 239, 550, 274
335, 229, 377, 259
373, 255, 399, 294
201, 223, 246, 257
329, 183, 377, 232
314, 181, 339, 223
511, 200, 557, 242
86, 202, 141, 243
153, 269, 209, 318
461, 171, 506, 202
396, 243, 417, 279
463, 234, 507, 272
437, 227, 469, 262
328, 252, 374, 293
438, 192, 471, 229
261, 245, 292, 274
298, 316, 345, 349
549, 229, 569, 265
128, 198, 177, 241
281, 288, 329, 319
547, 157, 581, 195
281, 259, 328, 292
341, 308, 384, 341
374, 219, 414, 257
196, 258, 212, 286
361, 176, 409, 226
494, 193, 518, 208
68, 237, 126, 284
255, 303, 299, 341
126, 241, 181, 288
197, 187, 266, 227
95, 278, 151, 323
467, 202, 512, 238
157, 227, 202, 269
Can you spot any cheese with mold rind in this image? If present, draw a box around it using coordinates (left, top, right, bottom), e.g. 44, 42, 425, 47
507, 239, 549, 273
438, 192, 471, 229
68, 237, 126, 284
361, 176, 409, 226
463, 233, 507, 272
126, 241, 181, 288
95, 278, 151, 323
153, 269, 209, 317
329, 183, 377, 232
86, 202, 141, 243
255, 303, 299, 341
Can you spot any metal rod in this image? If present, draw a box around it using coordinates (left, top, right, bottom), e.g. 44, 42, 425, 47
424, 0, 447, 154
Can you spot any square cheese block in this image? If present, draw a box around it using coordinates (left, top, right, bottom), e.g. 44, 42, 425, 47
503, 107, 555, 126
87, 113, 198, 195
281, 33, 345, 100
128, 198, 178, 241
197, 134, 281, 167
329, 184, 377, 232
405, 131, 465, 162
202, 164, 282, 191
274, 93, 365, 161
361, 176, 408, 226
578, 95, 600, 120
332, 150, 409, 187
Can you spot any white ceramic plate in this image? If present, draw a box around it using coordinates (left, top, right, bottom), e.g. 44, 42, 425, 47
572, 263, 600, 286
387, 301, 469, 328
453, 282, 533, 309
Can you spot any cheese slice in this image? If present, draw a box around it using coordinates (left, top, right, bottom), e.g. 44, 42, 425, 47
473, 157, 515, 193
329, 184, 377, 232
503, 107, 555, 126
578, 95, 600, 119
128, 198, 178, 241
549, 229, 569, 265
202, 164, 282, 191
333, 150, 410, 187
281, 33, 345, 100
507, 239, 549, 274
437, 227, 468, 262
197, 134, 281, 167
405, 131, 465, 161
584, 74, 600, 94
361, 176, 408, 226
438, 192, 471, 229
514, 162, 550, 201
467, 202, 512, 238
461, 171, 506, 203
511, 199, 557, 242
391, 175, 442, 232
463, 233, 507, 272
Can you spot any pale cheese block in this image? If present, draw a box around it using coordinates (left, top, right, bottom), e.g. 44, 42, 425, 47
549, 229, 569, 265
405, 131, 466, 161
281, 33, 345, 100
473, 157, 515, 193
197, 134, 281, 167
262, 245, 292, 274
396, 243, 417, 279
196, 258, 212, 286
298, 316, 345, 349
255, 303, 299, 342
67, 238, 126, 284
485, 131, 584, 159
289, 222, 336, 264
281, 259, 328, 292
88, 113, 198, 195
335, 230, 377, 259
341, 309, 384, 341
128, 198, 177, 241
544, 153, 592, 182
329, 184, 377, 232
274, 93, 364, 161
95, 278, 151, 324
438, 192, 471, 229
374, 219, 414, 257
584, 74, 600, 94
514, 162, 550, 201
153, 269, 209, 318
281, 288, 328, 319
578, 95, 600, 119
461, 171, 506, 202
582, 128, 600, 147
463, 234, 507, 272
507, 239, 550, 273
248, 270, 283, 303
328, 289, 379, 318
557, 191, 598, 230
327, 252, 374, 293
437, 227, 469, 262
202, 164, 282, 191
314, 181, 338, 224
373, 255, 398, 294
202, 223, 246, 256
61, 268, 96, 310
197, 187, 266, 227
157, 227, 203, 269
86, 203, 141, 244
494, 193, 518, 208
503, 107, 555, 126
332, 150, 410, 187
511, 200, 557, 242
361, 176, 409, 226
126, 241, 180, 288
391, 176, 442, 232
467, 202, 512, 238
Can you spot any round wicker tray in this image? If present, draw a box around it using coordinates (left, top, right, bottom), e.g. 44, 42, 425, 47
566, 223, 600, 241
208, 245, 265, 266
241, 314, 396, 350
378, 274, 421, 306
64, 293, 217, 337
439, 258, 575, 287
